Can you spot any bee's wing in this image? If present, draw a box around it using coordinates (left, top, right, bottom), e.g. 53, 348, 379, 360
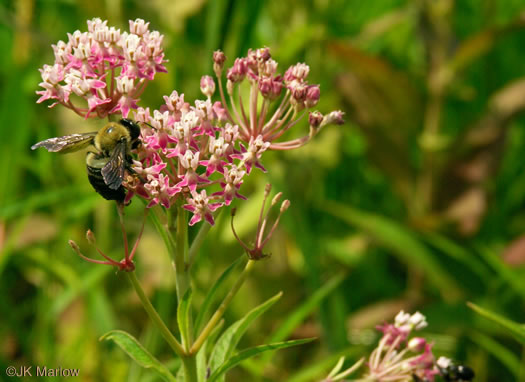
101, 140, 127, 190
31, 132, 97, 153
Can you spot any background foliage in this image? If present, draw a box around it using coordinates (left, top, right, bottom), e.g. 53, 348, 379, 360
1, 0, 524, 381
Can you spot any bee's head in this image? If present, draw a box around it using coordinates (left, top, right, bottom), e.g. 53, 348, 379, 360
119, 119, 141, 142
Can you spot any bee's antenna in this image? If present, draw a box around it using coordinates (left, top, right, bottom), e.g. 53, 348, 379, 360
140, 121, 156, 130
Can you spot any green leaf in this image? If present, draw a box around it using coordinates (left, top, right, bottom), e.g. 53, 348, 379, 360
467, 302, 525, 344
208, 338, 315, 382
209, 292, 283, 381
323, 201, 462, 300
146, 203, 177, 255
476, 246, 525, 300
469, 331, 522, 377
257, 273, 345, 367
287, 347, 365, 382
422, 233, 491, 281
269, 273, 344, 344
100, 330, 177, 382
177, 288, 193, 348
194, 256, 244, 336
196, 339, 209, 382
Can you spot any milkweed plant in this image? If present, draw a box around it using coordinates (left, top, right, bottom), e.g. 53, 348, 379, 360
35, 18, 471, 382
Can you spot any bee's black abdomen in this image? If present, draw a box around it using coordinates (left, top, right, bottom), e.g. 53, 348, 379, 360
87, 165, 126, 202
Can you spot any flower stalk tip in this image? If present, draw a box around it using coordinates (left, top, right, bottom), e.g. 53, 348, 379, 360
231, 185, 289, 260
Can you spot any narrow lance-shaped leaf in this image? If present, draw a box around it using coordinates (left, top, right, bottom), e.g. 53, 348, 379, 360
468, 302, 525, 344
100, 330, 177, 382
476, 246, 525, 300
259, 272, 344, 366
323, 201, 462, 300
177, 288, 193, 348
208, 292, 283, 381
208, 338, 315, 382
194, 256, 244, 336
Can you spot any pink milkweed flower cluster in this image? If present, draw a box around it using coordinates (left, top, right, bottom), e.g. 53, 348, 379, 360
36, 18, 167, 118
365, 311, 439, 382
212, 48, 344, 151
124, 47, 344, 226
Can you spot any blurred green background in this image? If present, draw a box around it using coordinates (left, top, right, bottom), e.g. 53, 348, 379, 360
1, 0, 525, 381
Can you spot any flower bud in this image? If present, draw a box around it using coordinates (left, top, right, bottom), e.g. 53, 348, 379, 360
284, 63, 310, 82
129, 18, 149, 35
409, 312, 427, 330
212, 101, 228, 121
407, 337, 427, 352
305, 85, 320, 108
213, 50, 226, 74
259, 77, 272, 98
264, 183, 272, 197
256, 47, 271, 62
321, 110, 345, 126
200, 75, 216, 98
86, 229, 96, 245
280, 199, 291, 212
271, 192, 282, 206
68, 240, 80, 251
226, 79, 234, 95
436, 356, 452, 369
309, 111, 324, 128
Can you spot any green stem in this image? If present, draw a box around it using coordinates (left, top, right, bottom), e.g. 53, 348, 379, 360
127, 272, 185, 357
188, 209, 221, 267
181, 354, 198, 382
190, 259, 255, 354
174, 207, 190, 302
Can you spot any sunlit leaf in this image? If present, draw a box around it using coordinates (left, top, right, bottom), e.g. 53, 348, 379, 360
209, 292, 282, 381
194, 256, 244, 336
177, 288, 193, 348
100, 330, 177, 382
323, 201, 462, 300
468, 302, 525, 344
208, 338, 315, 382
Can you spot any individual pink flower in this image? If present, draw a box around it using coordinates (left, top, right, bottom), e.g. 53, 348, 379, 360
177, 151, 210, 192
144, 173, 180, 208
199, 137, 229, 176
183, 190, 222, 226
233, 135, 270, 174
213, 165, 246, 205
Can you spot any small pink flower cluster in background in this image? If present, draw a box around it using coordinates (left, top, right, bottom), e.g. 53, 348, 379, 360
365, 311, 438, 381
125, 47, 344, 226
36, 18, 167, 118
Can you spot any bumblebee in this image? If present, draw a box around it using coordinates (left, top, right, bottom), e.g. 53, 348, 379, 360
31, 119, 141, 203
439, 363, 475, 382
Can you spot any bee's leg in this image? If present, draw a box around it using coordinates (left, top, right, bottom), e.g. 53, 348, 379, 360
125, 160, 146, 183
